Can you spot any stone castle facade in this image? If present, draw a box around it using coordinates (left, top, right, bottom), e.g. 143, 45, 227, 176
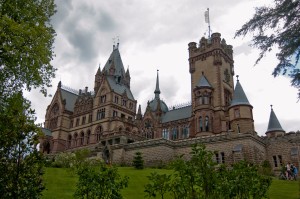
40, 32, 300, 173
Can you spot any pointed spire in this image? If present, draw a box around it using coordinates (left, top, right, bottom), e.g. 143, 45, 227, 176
266, 105, 285, 133
136, 104, 142, 120
230, 75, 251, 107
154, 70, 161, 99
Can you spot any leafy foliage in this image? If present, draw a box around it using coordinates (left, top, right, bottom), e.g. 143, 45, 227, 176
132, 151, 144, 169
0, 0, 56, 198
0, 93, 45, 198
74, 163, 129, 199
235, 0, 300, 98
144, 144, 272, 199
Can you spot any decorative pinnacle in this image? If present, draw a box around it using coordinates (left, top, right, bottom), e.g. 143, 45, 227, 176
236, 75, 239, 81
270, 104, 273, 109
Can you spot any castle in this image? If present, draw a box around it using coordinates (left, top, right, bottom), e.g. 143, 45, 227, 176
40, 32, 300, 172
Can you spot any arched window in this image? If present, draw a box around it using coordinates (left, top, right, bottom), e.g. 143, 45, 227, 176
199, 117, 203, 132
205, 116, 209, 131
74, 133, 78, 147
86, 130, 91, 144
68, 134, 72, 148
80, 132, 84, 146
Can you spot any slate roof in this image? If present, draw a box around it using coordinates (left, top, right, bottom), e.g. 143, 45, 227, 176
106, 76, 135, 100
162, 105, 192, 123
230, 80, 251, 107
266, 107, 285, 133
41, 128, 52, 136
196, 75, 212, 88
60, 88, 78, 112
102, 48, 125, 76
149, 99, 169, 113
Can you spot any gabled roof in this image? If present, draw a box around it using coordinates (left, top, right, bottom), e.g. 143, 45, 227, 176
60, 88, 78, 112
162, 105, 192, 123
196, 75, 212, 88
266, 107, 285, 133
102, 47, 125, 76
230, 79, 251, 107
106, 76, 134, 100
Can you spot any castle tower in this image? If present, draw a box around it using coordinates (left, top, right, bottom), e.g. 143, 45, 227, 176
265, 105, 285, 137
188, 33, 234, 135
229, 76, 254, 134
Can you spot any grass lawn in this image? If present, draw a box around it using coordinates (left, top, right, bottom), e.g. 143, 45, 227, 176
42, 167, 299, 199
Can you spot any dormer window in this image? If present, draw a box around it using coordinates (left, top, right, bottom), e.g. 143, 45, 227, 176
100, 95, 106, 103
122, 99, 127, 107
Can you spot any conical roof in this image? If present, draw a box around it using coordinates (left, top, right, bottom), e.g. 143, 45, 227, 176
266, 106, 285, 133
230, 78, 251, 107
196, 75, 212, 88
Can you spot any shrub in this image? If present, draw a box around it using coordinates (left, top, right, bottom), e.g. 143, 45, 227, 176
133, 152, 144, 169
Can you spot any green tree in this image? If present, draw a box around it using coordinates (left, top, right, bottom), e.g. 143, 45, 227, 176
144, 144, 272, 199
74, 163, 129, 199
132, 151, 144, 169
235, 0, 300, 98
0, 0, 56, 198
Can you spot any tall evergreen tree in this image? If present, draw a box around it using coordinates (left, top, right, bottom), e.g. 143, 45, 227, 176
235, 0, 300, 99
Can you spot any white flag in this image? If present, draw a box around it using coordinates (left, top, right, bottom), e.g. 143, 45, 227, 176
204, 10, 209, 23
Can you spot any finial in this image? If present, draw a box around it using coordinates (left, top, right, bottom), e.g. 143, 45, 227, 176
270, 104, 273, 110
236, 75, 239, 81
117, 36, 119, 48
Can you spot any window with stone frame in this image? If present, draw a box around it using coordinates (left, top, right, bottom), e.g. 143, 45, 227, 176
114, 96, 119, 104
95, 126, 103, 142
199, 117, 203, 132
88, 114, 92, 123
67, 134, 72, 148
74, 133, 78, 147
272, 155, 283, 167
70, 120, 73, 128
122, 98, 127, 107
215, 152, 225, 164
86, 131, 91, 144
224, 89, 232, 106
172, 127, 178, 140
205, 116, 209, 131
100, 95, 106, 103
82, 116, 86, 125
162, 128, 169, 140
80, 132, 84, 146
182, 126, 189, 138
113, 110, 118, 117
97, 109, 105, 120
76, 118, 80, 126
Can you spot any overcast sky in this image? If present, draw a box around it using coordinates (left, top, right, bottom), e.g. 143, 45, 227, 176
25, 0, 299, 136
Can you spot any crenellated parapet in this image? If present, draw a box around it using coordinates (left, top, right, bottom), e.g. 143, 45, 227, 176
188, 32, 233, 73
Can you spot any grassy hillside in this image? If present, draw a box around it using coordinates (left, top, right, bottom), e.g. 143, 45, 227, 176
42, 167, 299, 199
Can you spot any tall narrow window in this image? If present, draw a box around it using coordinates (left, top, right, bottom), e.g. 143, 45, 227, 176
199, 117, 203, 132
82, 116, 86, 125
215, 153, 220, 163
88, 114, 92, 123
221, 152, 225, 163
86, 131, 90, 145
162, 129, 169, 140
205, 116, 209, 131
273, 156, 278, 167
172, 127, 178, 140
95, 126, 103, 142
100, 95, 106, 103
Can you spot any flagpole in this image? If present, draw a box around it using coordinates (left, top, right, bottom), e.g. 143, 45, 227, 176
207, 8, 211, 38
